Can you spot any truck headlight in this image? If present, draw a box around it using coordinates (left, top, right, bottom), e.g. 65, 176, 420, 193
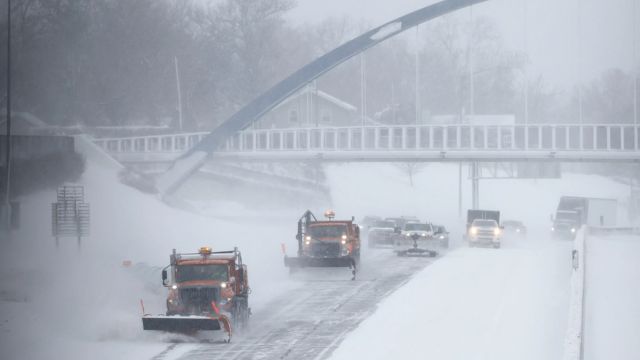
439, 235, 445, 239
493, 228, 501, 236
469, 227, 478, 235
551, 227, 555, 232
341, 234, 347, 240
571, 228, 576, 233
341, 239, 347, 245
305, 236, 311, 241
516, 228, 521, 233
421, 233, 427, 237
220, 282, 227, 289
171, 284, 178, 290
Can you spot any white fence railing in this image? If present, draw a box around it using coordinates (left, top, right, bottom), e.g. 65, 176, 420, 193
94, 124, 640, 155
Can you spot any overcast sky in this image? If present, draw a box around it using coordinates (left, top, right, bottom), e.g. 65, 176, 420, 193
287, 0, 638, 90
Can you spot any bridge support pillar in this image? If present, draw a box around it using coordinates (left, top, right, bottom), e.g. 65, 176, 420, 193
471, 162, 479, 209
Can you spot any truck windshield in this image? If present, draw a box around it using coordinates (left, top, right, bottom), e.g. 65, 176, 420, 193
175, 264, 228, 282
373, 221, 395, 228
557, 212, 580, 222
472, 220, 497, 227
404, 223, 429, 231
309, 225, 347, 238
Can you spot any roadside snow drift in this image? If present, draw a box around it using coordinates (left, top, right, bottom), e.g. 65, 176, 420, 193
584, 235, 640, 360
328, 236, 572, 360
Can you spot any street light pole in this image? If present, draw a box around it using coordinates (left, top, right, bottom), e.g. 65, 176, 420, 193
174, 56, 183, 131
634, 0, 638, 127
4, 0, 13, 233
415, 25, 420, 125
577, 0, 583, 124
523, 0, 529, 126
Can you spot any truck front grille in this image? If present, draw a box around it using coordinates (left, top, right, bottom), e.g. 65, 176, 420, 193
310, 242, 341, 257
179, 287, 220, 313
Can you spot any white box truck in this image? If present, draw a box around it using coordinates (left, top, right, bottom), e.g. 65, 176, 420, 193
552, 196, 617, 238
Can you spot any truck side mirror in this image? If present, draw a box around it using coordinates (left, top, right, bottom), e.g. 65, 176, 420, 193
162, 269, 168, 285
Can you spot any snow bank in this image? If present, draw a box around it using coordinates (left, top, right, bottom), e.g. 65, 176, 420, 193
583, 234, 640, 360
0, 144, 298, 359
563, 228, 586, 360
329, 237, 573, 360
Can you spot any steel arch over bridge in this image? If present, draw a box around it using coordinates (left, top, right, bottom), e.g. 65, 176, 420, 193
98, 123, 640, 163
156, 0, 487, 195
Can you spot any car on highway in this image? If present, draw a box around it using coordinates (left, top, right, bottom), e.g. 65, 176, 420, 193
367, 220, 397, 248
394, 222, 437, 256
502, 220, 526, 238
433, 225, 449, 248
468, 219, 501, 248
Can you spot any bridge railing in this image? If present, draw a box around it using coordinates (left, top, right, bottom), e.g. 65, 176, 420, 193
224, 124, 640, 153
94, 124, 640, 154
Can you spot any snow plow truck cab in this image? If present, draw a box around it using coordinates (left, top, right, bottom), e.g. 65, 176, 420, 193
284, 210, 361, 279
141, 247, 250, 342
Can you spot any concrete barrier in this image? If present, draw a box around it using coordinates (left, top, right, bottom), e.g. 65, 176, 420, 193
563, 227, 586, 360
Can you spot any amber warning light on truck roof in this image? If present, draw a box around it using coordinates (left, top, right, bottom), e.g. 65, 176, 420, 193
324, 209, 336, 220
199, 247, 212, 255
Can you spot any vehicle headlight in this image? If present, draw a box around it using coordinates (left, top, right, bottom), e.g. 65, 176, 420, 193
341, 234, 347, 240
220, 282, 227, 289
571, 228, 576, 233
516, 228, 521, 233
470, 227, 478, 235
421, 233, 427, 237
341, 239, 347, 245
439, 235, 445, 239
171, 284, 178, 290
305, 240, 311, 245
305, 236, 311, 241
493, 228, 501, 236
551, 227, 555, 231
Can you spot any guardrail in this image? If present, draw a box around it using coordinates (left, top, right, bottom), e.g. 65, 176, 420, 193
94, 124, 640, 155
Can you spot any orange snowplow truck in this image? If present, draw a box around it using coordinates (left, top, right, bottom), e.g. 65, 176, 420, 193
142, 247, 249, 342
284, 210, 361, 279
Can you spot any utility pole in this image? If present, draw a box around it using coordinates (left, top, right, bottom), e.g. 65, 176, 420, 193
468, 6, 475, 117
4, 0, 12, 234
415, 26, 421, 125
174, 56, 183, 131
468, 5, 479, 210
634, 0, 638, 128
360, 53, 367, 126
577, 0, 583, 125
523, 0, 529, 126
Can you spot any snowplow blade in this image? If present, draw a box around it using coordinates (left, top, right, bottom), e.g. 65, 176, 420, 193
142, 315, 222, 332
284, 256, 355, 268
